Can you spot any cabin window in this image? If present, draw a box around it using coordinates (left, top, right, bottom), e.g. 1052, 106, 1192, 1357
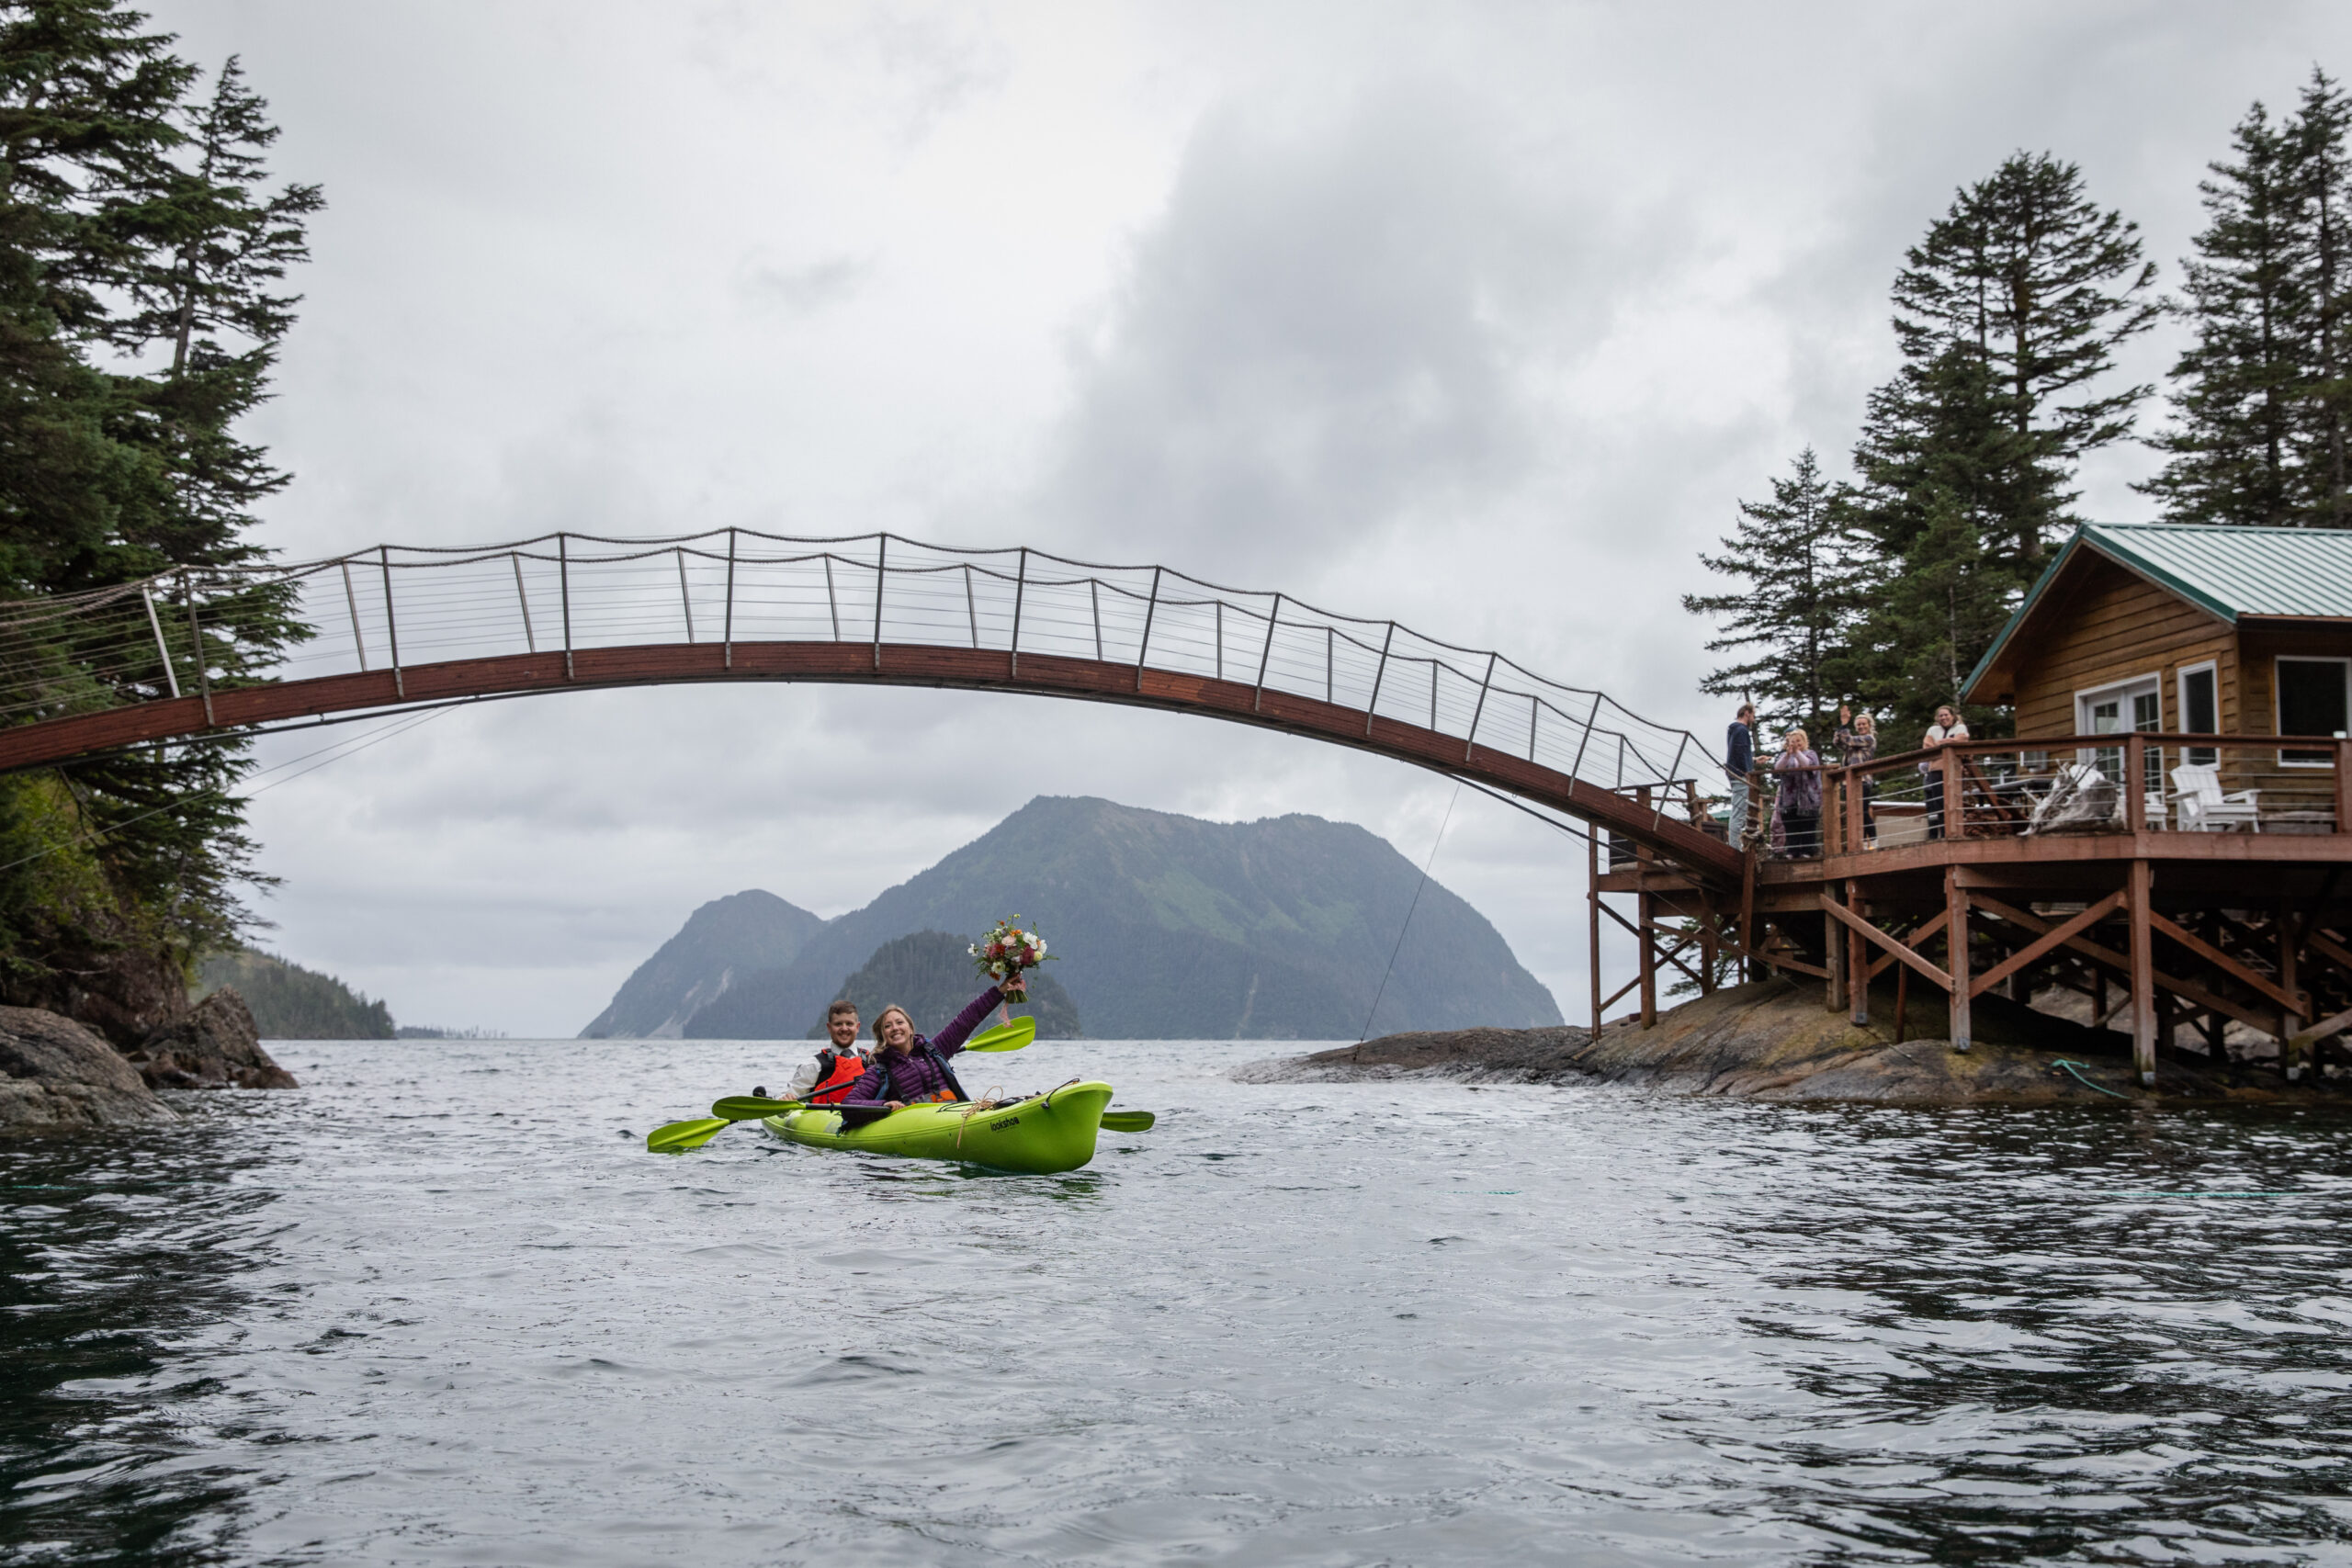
2177, 662, 2217, 767
2277, 657, 2349, 766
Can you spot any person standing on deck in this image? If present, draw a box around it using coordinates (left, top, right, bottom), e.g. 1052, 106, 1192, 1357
1835, 710, 1881, 841
1772, 728, 1823, 858
831, 983, 1012, 1127
1724, 704, 1758, 848
1921, 705, 1969, 840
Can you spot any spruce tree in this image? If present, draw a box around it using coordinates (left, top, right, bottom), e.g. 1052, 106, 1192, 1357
2143, 100, 2308, 525
1681, 447, 1860, 738
1843, 153, 2154, 736
2147, 72, 2352, 528
1882, 152, 2157, 573
2293, 70, 2352, 525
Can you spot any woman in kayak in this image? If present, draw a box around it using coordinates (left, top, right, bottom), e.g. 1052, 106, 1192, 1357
832, 983, 1012, 1126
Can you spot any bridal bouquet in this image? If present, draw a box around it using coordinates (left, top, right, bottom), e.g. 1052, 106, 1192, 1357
971, 917, 1052, 999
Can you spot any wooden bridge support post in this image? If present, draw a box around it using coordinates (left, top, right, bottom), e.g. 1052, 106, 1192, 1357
1826, 885, 1847, 1014
1739, 846, 1758, 984
2129, 858, 2156, 1086
1636, 887, 1657, 1029
2281, 900, 2306, 1080
1847, 880, 1869, 1028
1635, 786, 1657, 1029
1587, 829, 1602, 1040
1945, 866, 1971, 1052
1698, 890, 1718, 998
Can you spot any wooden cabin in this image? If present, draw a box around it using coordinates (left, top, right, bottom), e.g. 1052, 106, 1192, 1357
1962, 522, 2352, 746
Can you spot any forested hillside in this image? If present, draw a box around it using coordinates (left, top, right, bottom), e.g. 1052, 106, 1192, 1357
196, 948, 392, 1039
579, 890, 824, 1038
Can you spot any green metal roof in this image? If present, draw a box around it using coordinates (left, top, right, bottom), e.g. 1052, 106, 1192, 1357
1962, 522, 2352, 700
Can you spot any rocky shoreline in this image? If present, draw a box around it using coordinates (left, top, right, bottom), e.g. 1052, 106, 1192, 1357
0, 988, 298, 1135
1238, 977, 2349, 1106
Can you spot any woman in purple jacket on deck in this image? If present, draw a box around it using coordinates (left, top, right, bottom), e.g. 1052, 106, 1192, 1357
831, 984, 1012, 1127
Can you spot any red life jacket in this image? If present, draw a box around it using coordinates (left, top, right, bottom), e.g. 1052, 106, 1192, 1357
807, 1051, 868, 1106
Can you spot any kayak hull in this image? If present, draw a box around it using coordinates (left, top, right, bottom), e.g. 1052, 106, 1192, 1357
762, 1080, 1112, 1174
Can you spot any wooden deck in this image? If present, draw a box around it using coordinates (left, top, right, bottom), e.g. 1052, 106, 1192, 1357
1589, 733, 2352, 1089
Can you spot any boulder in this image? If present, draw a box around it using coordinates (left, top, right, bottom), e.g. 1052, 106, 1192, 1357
0, 933, 194, 1050
124, 987, 297, 1090
0, 1005, 178, 1133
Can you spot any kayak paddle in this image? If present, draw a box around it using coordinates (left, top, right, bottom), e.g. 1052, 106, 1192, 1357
1100, 1111, 1155, 1132
646, 1097, 808, 1153
645, 1116, 733, 1153
710, 1095, 808, 1121
965, 1017, 1035, 1053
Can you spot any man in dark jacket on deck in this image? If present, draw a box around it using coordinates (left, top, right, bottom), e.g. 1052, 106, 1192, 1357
1725, 704, 1757, 848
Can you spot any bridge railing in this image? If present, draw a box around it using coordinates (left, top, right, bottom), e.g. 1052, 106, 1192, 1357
0, 530, 1715, 796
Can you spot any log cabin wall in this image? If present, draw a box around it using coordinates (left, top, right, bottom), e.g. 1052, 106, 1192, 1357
1992, 551, 2236, 737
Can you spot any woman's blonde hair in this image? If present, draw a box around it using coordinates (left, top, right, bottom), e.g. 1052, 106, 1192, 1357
871, 1004, 915, 1049
1855, 712, 1874, 732
1785, 728, 1809, 750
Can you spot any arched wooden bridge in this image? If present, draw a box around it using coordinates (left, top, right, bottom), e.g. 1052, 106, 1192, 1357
0, 531, 1739, 881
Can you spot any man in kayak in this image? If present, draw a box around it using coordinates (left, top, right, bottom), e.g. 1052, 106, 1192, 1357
832, 984, 1010, 1127
765, 1000, 868, 1107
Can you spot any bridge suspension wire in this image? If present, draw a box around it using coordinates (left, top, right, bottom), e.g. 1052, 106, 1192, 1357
0, 528, 1718, 809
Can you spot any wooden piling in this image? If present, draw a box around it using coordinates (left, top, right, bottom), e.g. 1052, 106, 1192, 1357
1945, 867, 1971, 1052
2129, 858, 2155, 1086
1587, 829, 1602, 1041
1848, 880, 1869, 1027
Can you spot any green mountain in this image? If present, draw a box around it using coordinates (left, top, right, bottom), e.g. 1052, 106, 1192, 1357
632, 796, 1557, 1041
581, 889, 824, 1038
687, 930, 1081, 1042
196, 949, 394, 1040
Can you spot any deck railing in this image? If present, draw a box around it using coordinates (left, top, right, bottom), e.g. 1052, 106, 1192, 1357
1732, 734, 2352, 860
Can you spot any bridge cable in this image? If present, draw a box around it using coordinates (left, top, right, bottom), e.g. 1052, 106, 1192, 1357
1357, 779, 1463, 1043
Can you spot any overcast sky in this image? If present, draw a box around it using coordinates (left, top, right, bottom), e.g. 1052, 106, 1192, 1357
153, 1, 2352, 1036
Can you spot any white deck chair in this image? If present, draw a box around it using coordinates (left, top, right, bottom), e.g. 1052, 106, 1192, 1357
2168, 762, 2260, 832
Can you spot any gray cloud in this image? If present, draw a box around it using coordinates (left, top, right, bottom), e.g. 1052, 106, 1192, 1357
734, 253, 876, 314
1036, 85, 1556, 570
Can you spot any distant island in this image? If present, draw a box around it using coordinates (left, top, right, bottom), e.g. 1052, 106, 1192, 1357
197, 949, 394, 1040
194, 948, 497, 1042
583, 795, 1559, 1041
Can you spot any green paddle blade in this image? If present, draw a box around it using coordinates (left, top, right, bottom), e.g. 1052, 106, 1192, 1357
710, 1096, 806, 1121
966, 1017, 1036, 1053
1100, 1111, 1155, 1132
647, 1117, 731, 1153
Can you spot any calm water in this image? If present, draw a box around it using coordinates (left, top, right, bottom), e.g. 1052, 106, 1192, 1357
4, 1039, 2350, 1566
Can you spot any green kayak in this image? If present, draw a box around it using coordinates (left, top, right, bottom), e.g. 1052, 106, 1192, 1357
762, 1080, 1114, 1175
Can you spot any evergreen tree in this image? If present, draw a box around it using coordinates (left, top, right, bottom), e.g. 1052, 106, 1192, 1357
2143, 100, 2307, 525
1681, 447, 1860, 738
2146, 71, 2352, 528
2292, 70, 2352, 525
1842, 153, 2154, 736
1880, 152, 2157, 573
1849, 344, 2041, 739
0, 4, 317, 1016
